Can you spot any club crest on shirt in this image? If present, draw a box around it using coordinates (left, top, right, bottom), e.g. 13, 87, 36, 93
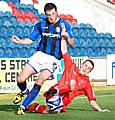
78, 80, 85, 86
55, 27, 60, 33
42, 26, 48, 29
70, 79, 76, 85
52, 62, 58, 72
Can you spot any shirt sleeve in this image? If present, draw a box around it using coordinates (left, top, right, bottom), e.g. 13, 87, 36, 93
63, 52, 73, 68
28, 22, 41, 41
85, 83, 96, 101
65, 21, 73, 39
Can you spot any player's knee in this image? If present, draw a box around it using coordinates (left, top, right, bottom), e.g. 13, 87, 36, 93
35, 77, 46, 86
17, 76, 26, 84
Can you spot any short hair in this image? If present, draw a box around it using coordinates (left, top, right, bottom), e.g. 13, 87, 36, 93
82, 59, 94, 71
44, 3, 57, 13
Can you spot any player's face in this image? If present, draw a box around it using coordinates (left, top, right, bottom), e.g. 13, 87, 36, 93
81, 61, 93, 75
45, 8, 58, 23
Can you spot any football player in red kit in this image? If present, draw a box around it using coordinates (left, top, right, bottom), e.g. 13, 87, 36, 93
26, 24, 110, 114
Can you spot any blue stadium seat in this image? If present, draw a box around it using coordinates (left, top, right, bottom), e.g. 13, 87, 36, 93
105, 33, 112, 38
2, 16, 9, 22
97, 33, 105, 38
86, 47, 94, 56
33, 9, 40, 18
104, 38, 112, 47
29, 47, 36, 56
92, 37, 99, 47
0, 47, 5, 57
90, 28, 97, 37
84, 28, 94, 37
85, 37, 93, 47
4, 11, 12, 17
79, 23, 86, 28
6, 37, 12, 44
5, 47, 13, 57
74, 47, 81, 56
72, 27, 79, 37
13, 0, 20, 6
22, 26, 31, 37
106, 47, 113, 54
0, 37, 6, 46
78, 28, 85, 37
85, 23, 93, 28
1, 13, 13, 27
80, 47, 87, 56
75, 37, 85, 47
12, 47, 20, 57
16, 26, 23, 37
27, 4, 34, 10
20, 47, 29, 57
112, 48, 115, 54
19, 3, 27, 9
94, 47, 101, 56
0, 11, 4, 17
4, 19, 12, 27
24, 21, 35, 28
8, 26, 16, 37
0, 19, 3, 27
0, 26, 8, 37
18, 21, 26, 27
100, 47, 107, 56
94, 47, 108, 56
9, 16, 17, 25
98, 37, 104, 47
111, 37, 115, 47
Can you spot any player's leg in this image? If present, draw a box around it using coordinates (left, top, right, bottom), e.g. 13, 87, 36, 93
13, 64, 36, 104
16, 52, 60, 115
27, 103, 47, 113
45, 83, 71, 98
16, 70, 52, 115
13, 51, 42, 104
44, 87, 74, 113
62, 90, 84, 111
44, 67, 73, 97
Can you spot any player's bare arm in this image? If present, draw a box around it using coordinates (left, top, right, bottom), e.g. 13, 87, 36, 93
90, 100, 110, 112
11, 35, 33, 44
61, 39, 67, 55
61, 23, 74, 46
61, 31, 74, 46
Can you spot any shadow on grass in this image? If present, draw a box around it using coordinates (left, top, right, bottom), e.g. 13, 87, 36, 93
0, 105, 19, 112
0, 104, 92, 113
67, 107, 92, 111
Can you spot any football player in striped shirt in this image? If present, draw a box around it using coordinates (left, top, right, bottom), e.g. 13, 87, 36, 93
11, 3, 74, 115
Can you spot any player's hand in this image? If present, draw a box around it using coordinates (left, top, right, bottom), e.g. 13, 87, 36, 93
99, 109, 110, 112
61, 23, 69, 40
11, 35, 21, 43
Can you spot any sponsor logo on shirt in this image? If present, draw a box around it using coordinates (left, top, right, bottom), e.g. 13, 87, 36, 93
42, 32, 60, 38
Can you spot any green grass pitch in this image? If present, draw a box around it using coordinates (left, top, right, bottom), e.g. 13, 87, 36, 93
0, 86, 115, 120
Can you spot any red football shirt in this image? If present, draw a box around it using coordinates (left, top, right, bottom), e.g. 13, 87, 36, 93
55, 53, 96, 106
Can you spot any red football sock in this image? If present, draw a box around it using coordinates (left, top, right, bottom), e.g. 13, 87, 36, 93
36, 105, 47, 113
